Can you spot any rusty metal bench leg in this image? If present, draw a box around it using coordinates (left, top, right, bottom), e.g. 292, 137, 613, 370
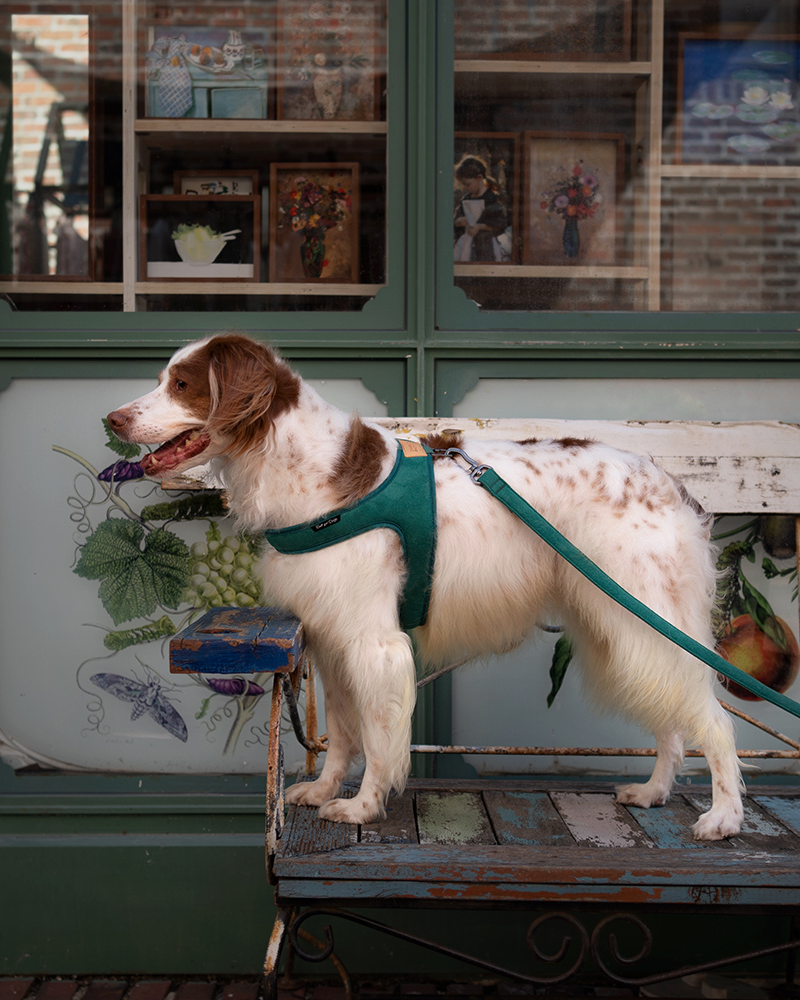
263, 905, 296, 1000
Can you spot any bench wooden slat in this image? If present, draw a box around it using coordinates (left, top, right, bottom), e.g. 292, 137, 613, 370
618, 795, 727, 850
416, 791, 496, 845
169, 606, 304, 675
550, 791, 655, 848
686, 793, 800, 852
361, 788, 418, 845
752, 794, 800, 836
483, 790, 574, 847
375, 418, 800, 513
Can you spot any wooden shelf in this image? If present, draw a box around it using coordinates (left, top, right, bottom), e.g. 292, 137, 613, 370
454, 265, 650, 280
661, 164, 800, 180
135, 281, 385, 296
454, 59, 652, 76
134, 118, 388, 135
0, 282, 124, 295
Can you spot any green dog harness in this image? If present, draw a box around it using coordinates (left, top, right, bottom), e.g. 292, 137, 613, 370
263, 440, 437, 631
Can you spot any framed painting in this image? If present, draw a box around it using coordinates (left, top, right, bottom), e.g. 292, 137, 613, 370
523, 132, 625, 267
173, 170, 259, 197
454, 0, 631, 62
269, 163, 359, 283
143, 24, 271, 119
275, 1, 385, 121
454, 133, 520, 264
140, 194, 260, 281
677, 31, 800, 164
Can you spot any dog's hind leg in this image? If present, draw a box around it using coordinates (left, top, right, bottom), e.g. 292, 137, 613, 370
691, 700, 743, 841
318, 631, 416, 826
616, 731, 685, 808
285, 668, 359, 809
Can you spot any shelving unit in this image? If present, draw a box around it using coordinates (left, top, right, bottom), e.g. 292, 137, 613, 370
451, 0, 800, 313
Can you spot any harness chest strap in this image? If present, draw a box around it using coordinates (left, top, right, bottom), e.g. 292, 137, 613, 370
263, 439, 437, 631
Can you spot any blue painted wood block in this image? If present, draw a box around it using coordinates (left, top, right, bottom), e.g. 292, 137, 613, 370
169, 606, 304, 676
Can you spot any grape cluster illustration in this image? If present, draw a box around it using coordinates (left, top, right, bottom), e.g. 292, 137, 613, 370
184, 523, 263, 610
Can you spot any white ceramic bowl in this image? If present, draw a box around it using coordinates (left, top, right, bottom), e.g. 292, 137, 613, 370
174, 235, 228, 266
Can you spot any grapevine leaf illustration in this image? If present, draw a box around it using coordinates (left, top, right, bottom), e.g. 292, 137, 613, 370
547, 634, 573, 708
103, 418, 142, 460
75, 520, 190, 624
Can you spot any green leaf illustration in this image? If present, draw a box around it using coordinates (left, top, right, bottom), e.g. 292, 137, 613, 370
103, 418, 142, 460
740, 571, 788, 652
141, 492, 228, 522
547, 634, 573, 708
75, 520, 190, 625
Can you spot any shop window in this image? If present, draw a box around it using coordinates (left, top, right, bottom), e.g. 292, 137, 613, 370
0, 0, 388, 312
452, 0, 800, 312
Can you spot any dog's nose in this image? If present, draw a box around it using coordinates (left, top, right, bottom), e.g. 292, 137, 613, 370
107, 409, 128, 431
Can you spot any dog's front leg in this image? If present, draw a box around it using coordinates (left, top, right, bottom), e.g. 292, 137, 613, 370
285, 674, 358, 808
317, 632, 416, 826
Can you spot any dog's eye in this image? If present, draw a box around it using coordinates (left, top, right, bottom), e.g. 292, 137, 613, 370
175, 379, 188, 392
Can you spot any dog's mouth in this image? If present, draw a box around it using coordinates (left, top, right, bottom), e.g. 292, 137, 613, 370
141, 429, 211, 476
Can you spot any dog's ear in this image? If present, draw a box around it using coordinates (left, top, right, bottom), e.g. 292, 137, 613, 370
206, 334, 300, 453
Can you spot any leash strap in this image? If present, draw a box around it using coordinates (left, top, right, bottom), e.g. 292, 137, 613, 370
264, 441, 437, 631
454, 455, 800, 721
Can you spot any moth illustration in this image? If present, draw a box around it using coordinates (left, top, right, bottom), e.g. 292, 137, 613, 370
91, 668, 188, 742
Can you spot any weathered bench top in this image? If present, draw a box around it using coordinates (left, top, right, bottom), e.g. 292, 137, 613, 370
275, 778, 800, 908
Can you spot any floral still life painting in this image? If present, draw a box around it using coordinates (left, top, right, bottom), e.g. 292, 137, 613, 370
525, 132, 623, 266
678, 34, 800, 165
270, 163, 359, 282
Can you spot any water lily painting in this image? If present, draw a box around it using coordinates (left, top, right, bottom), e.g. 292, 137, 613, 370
678, 32, 800, 165
524, 131, 624, 267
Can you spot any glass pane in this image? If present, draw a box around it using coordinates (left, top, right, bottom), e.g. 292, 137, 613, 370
1, 0, 388, 314
451, 0, 800, 314
136, 0, 387, 313
0, 3, 124, 304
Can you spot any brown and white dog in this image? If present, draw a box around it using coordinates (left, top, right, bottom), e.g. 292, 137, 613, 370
107, 333, 743, 840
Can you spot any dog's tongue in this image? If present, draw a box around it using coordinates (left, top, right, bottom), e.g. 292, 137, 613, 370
142, 429, 210, 476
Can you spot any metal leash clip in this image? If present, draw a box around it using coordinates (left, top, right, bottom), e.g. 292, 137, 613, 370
437, 447, 490, 483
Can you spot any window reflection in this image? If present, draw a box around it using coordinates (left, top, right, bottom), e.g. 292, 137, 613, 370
9, 13, 90, 277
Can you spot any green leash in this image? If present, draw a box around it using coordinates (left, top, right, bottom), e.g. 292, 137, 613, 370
440, 447, 800, 722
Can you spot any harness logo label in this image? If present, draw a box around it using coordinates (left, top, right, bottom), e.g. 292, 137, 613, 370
312, 515, 341, 532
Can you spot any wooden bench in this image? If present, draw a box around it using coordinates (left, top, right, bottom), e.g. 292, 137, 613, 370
169, 418, 800, 996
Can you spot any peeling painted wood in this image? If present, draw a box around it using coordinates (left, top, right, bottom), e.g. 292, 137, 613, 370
483, 790, 574, 846
374, 418, 800, 513
619, 794, 728, 850
549, 792, 655, 848
169, 606, 304, 675
416, 791, 495, 845
361, 789, 418, 845
752, 794, 800, 836
685, 794, 800, 852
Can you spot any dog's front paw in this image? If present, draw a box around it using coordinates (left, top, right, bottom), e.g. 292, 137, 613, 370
616, 782, 669, 809
692, 806, 743, 841
318, 794, 385, 826
286, 779, 341, 809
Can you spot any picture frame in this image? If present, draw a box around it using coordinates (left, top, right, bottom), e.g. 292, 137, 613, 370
143, 24, 271, 119
140, 194, 260, 281
523, 131, 625, 267
677, 30, 800, 165
454, 0, 631, 62
173, 170, 259, 197
454, 132, 520, 264
275, 1, 385, 121
269, 163, 359, 283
